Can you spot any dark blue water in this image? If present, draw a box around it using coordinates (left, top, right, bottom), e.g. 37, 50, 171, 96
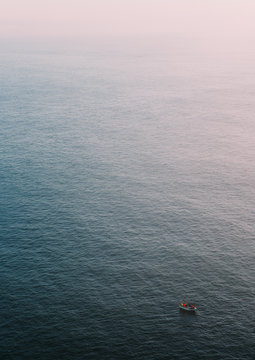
1, 40, 255, 359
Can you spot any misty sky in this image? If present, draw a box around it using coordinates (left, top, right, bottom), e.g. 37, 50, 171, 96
1, 0, 255, 50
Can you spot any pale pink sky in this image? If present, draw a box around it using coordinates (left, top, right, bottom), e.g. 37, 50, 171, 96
1, 0, 255, 45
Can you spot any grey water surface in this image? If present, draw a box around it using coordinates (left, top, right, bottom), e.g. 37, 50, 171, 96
1, 39, 255, 359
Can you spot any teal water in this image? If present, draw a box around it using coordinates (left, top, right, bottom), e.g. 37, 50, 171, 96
1, 40, 255, 359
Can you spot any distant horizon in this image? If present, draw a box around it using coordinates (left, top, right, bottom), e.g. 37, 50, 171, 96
1, 33, 255, 63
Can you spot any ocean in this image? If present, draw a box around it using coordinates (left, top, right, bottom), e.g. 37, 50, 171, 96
1, 38, 255, 359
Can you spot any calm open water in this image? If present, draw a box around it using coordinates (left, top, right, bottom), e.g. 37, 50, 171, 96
1, 39, 255, 359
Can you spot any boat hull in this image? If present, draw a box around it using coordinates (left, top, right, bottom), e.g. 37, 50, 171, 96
179, 304, 197, 313
179, 306, 196, 312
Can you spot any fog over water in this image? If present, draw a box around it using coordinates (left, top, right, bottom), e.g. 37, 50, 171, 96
1, 0, 255, 47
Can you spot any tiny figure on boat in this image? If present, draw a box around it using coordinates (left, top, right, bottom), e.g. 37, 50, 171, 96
179, 301, 197, 313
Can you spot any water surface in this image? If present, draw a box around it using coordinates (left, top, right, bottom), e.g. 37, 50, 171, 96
1, 39, 255, 359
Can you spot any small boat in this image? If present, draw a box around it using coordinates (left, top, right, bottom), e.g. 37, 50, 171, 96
179, 302, 197, 313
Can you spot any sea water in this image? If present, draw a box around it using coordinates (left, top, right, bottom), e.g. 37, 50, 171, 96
1, 38, 255, 359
